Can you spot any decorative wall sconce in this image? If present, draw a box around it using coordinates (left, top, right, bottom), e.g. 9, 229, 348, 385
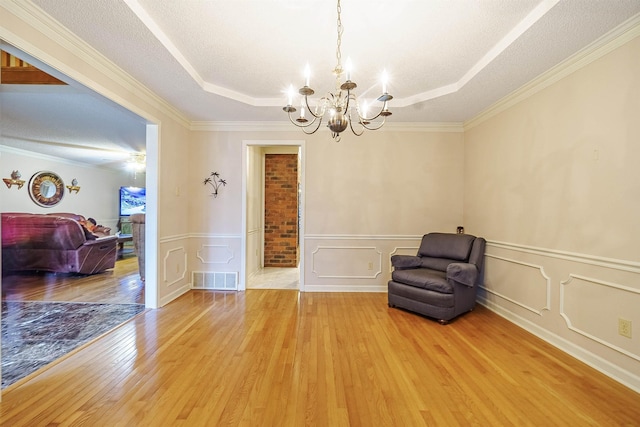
3, 170, 25, 189
66, 178, 81, 193
203, 171, 227, 198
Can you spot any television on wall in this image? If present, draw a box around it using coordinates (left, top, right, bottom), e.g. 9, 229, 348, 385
119, 186, 146, 216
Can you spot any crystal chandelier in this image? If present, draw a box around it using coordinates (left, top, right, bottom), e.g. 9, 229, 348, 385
283, 0, 392, 142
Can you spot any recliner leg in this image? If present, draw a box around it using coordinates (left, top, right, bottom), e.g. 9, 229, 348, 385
438, 319, 449, 325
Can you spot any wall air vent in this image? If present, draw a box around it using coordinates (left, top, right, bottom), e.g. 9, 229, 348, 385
191, 271, 238, 290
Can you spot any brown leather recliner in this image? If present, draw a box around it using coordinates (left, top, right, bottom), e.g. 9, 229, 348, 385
1, 213, 118, 275
130, 213, 145, 280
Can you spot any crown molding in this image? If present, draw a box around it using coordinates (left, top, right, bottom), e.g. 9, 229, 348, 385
0, 144, 122, 172
1, 0, 190, 129
190, 121, 464, 133
464, 13, 640, 131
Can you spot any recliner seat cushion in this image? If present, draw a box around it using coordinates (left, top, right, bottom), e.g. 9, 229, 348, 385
418, 233, 475, 261
391, 268, 453, 294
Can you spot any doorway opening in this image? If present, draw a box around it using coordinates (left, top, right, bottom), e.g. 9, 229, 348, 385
241, 141, 305, 291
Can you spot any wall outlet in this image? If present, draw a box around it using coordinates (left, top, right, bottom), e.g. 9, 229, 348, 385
368, 262, 373, 271
618, 318, 632, 339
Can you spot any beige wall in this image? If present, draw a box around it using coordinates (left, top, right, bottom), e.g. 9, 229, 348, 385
464, 35, 640, 391
188, 130, 464, 291
0, 147, 137, 231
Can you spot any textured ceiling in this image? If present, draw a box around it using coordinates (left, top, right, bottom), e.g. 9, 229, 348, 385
2, 0, 640, 166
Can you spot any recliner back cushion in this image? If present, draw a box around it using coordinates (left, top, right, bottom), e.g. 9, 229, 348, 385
418, 233, 475, 261
2, 214, 85, 250
420, 257, 458, 272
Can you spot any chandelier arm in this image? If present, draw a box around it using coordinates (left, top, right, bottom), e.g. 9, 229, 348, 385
300, 117, 324, 135
359, 117, 387, 131
287, 110, 321, 129
344, 89, 351, 112
303, 95, 323, 119
358, 101, 388, 122
347, 110, 365, 136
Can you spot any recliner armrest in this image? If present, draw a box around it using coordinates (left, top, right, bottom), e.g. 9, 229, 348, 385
391, 255, 422, 270
446, 262, 478, 287
83, 235, 118, 247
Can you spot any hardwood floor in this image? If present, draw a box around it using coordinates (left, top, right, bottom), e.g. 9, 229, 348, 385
0, 284, 638, 425
2, 257, 144, 304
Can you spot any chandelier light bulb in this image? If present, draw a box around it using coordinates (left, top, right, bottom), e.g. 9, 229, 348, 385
382, 70, 388, 93
287, 84, 294, 106
304, 63, 311, 87
346, 57, 352, 81
361, 101, 369, 118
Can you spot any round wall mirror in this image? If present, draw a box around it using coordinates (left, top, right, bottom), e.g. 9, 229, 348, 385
28, 171, 65, 207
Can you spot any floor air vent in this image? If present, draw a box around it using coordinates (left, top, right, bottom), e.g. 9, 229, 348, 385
192, 271, 238, 290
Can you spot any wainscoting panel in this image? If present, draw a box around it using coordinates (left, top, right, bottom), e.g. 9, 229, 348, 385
478, 241, 640, 393
163, 247, 187, 287
304, 235, 422, 292
482, 254, 551, 315
196, 244, 234, 264
312, 246, 382, 279
188, 234, 242, 289
560, 274, 640, 362
158, 236, 191, 306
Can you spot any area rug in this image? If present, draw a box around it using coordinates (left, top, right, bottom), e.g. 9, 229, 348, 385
1, 301, 145, 388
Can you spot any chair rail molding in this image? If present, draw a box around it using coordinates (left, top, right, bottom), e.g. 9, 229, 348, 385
486, 240, 640, 274
159, 233, 190, 244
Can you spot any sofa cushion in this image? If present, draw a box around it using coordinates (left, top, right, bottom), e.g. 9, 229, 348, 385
418, 233, 475, 261
391, 268, 453, 294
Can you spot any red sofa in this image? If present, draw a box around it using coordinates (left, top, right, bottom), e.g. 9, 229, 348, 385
1, 212, 118, 275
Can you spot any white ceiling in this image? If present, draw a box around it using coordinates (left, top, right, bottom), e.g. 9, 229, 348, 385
2, 0, 640, 166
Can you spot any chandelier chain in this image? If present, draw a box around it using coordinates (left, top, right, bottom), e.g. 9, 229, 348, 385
335, 0, 343, 73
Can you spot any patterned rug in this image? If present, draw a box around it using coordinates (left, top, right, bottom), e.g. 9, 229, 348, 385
1, 301, 145, 388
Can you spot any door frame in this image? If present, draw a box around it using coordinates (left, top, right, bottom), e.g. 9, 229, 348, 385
240, 140, 305, 291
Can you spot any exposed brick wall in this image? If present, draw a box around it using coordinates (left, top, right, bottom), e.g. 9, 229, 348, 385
264, 154, 298, 267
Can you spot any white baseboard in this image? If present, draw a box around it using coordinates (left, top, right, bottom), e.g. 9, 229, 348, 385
303, 285, 387, 293
478, 297, 640, 394
160, 283, 191, 307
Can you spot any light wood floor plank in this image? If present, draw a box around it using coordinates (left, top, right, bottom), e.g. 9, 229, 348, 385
1, 288, 639, 426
